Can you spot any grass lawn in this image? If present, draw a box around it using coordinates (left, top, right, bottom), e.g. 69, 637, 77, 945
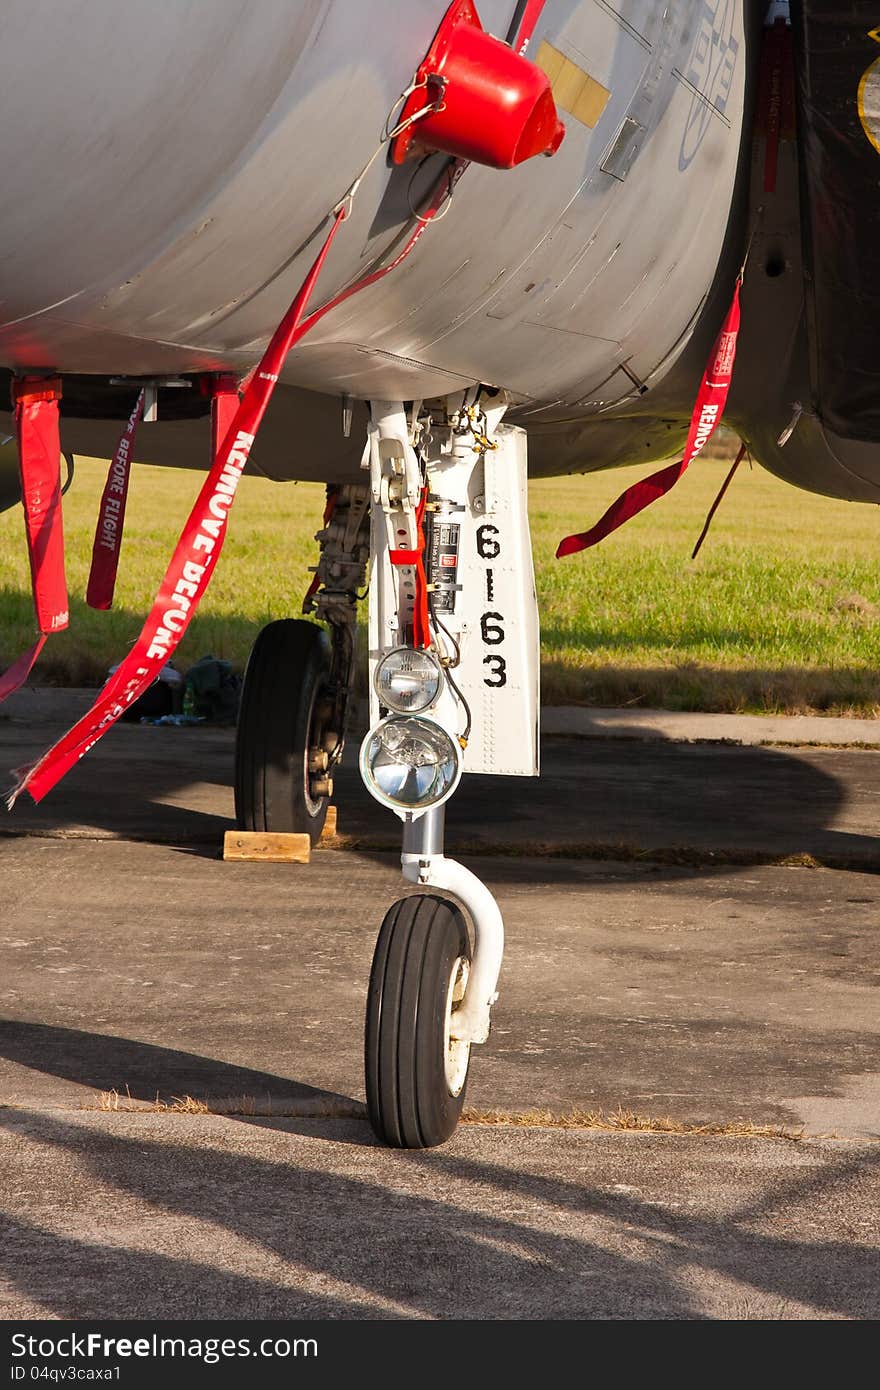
2, 439, 880, 714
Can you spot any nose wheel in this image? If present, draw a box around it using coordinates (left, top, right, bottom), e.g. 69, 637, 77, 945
365, 893, 472, 1148
234, 618, 333, 844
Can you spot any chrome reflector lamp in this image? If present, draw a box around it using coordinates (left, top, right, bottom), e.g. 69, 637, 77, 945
375, 647, 442, 713
360, 715, 462, 813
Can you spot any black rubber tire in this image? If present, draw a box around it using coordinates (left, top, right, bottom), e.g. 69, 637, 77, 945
365, 894, 472, 1148
234, 619, 331, 843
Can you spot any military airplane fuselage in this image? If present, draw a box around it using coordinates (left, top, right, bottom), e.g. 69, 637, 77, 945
0, 0, 753, 487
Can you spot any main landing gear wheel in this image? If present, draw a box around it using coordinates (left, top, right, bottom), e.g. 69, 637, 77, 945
365, 893, 473, 1148
234, 618, 332, 844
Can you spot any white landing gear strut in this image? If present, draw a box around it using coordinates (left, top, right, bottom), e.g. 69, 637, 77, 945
360, 393, 539, 1147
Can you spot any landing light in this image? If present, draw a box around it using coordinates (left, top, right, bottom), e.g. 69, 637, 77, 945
375, 647, 442, 713
360, 715, 461, 813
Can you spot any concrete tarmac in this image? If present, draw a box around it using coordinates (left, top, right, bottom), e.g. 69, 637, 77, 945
0, 694, 877, 1320
7, 692, 880, 870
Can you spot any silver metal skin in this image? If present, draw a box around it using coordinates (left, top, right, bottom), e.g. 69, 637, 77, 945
0, 4, 869, 506
0, 1, 762, 490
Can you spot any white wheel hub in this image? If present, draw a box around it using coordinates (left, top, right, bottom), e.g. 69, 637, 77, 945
444, 956, 471, 1096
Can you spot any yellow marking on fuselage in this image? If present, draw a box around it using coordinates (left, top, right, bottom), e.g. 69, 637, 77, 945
535, 40, 611, 129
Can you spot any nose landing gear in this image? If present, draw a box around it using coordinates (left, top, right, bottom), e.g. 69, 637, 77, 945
365, 892, 472, 1148
235, 396, 538, 1149
358, 394, 539, 1147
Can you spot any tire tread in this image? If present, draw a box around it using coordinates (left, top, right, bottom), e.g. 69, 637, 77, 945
365, 894, 471, 1148
234, 619, 330, 841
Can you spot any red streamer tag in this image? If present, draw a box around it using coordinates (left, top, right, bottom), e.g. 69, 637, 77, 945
86, 390, 144, 610
512, 0, 548, 53
0, 636, 47, 703
10, 212, 345, 805
14, 380, 68, 632
757, 18, 795, 195
412, 487, 431, 649
556, 281, 742, 558
0, 381, 68, 704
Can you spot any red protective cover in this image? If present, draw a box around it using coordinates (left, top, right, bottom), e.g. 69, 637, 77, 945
391, 0, 563, 168
557, 282, 742, 557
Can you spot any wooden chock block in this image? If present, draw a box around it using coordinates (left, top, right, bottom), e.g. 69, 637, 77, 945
320, 805, 338, 841
223, 831, 311, 864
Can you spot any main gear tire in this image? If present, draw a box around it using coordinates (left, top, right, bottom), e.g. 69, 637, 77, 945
234, 618, 332, 843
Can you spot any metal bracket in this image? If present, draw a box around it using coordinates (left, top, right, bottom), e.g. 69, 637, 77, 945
108, 375, 191, 424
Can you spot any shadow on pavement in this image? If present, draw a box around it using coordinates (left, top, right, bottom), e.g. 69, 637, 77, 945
0, 1021, 355, 1113
0, 1107, 876, 1319
405, 1141, 880, 1318
0, 1212, 373, 1320
6, 713, 880, 873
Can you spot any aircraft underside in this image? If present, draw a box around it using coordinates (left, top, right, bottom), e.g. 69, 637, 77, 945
1, 0, 754, 485
2, 0, 880, 1146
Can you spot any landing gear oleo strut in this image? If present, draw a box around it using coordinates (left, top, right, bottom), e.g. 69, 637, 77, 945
360, 395, 539, 1146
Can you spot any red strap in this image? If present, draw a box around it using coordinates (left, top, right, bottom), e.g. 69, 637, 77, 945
86, 389, 144, 610
0, 636, 47, 703
511, 0, 548, 52
412, 488, 431, 650
757, 18, 795, 195
12, 161, 458, 804
0, 379, 68, 703
13, 378, 68, 633
557, 280, 742, 558
390, 549, 420, 564
11, 213, 345, 805
86, 377, 239, 613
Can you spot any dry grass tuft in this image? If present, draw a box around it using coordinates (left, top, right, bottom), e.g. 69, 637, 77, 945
88, 1093, 856, 1142
92, 1088, 364, 1118
325, 835, 875, 872
832, 592, 880, 619
461, 1104, 805, 1140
